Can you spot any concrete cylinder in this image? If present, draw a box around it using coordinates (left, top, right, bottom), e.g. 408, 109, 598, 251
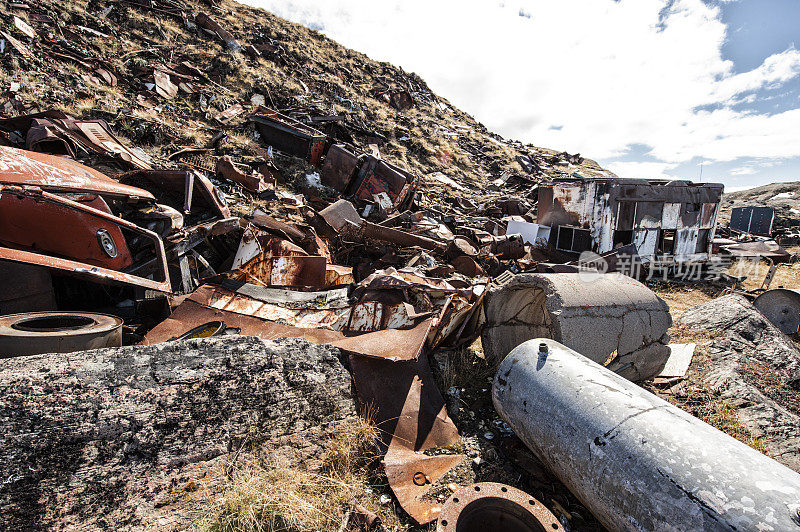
493, 338, 800, 531
481, 273, 672, 381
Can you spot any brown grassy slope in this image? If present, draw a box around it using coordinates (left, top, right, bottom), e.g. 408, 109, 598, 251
1, 0, 614, 199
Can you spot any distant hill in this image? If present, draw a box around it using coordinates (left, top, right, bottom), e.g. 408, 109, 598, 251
720, 182, 800, 232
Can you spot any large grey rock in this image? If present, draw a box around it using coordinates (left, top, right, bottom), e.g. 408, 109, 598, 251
0, 336, 356, 531
680, 294, 800, 471
482, 273, 672, 381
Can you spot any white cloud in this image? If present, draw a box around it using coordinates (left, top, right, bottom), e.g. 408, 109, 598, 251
244, 0, 800, 173
606, 161, 679, 180
730, 165, 758, 176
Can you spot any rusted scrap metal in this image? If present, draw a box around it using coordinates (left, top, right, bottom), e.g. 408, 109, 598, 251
359, 222, 444, 251
351, 155, 416, 213
234, 252, 327, 287
487, 233, 525, 260
118, 168, 230, 218
0, 30, 34, 60
214, 104, 245, 125
320, 143, 361, 192
0, 185, 171, 292
143, 281, 434, 361
436, 483, 562, 532
145, 265, 483, 358
325, 264, 354, 286
195, 12, 241, 51
216, 155, 271, 194
720, 239, 791, 262
0, 146, 153, 199
153, 69, 178, 99
0, 112, 152, 169
350, 353, 465, 525
252, 109, 327, 166
319, 147, 417, 213
0, 147, 239, 295
320, 199, 444, 250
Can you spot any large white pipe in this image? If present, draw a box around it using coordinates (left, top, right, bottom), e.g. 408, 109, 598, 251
493, 338, 800, 531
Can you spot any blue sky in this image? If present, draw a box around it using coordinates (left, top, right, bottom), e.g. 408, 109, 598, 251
245, 0, 800, 191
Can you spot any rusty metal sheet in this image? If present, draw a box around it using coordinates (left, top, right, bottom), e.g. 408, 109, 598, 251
720, 240, 791, 262
26, 118, 75, 157
69, 119, 152, 170
0, 146, 154, 200
325, 264, 354, 286
216, 155, 269, 194
143, 291, 433, 361
195, 12, 241, 51
350, 353, 465, 524
0, 186, 170, 292
0, 192, 133, 270
153, 69, 178, 99
0, 247, 170, 292
320, 143, 360, 192
250, 212, 307, 241
0, 30, 34, 60
359, 222, 444, 251
351, 155, 415, 212
236, 254, 327, 287
118, 168, 230, 218
213, 104, 245, 125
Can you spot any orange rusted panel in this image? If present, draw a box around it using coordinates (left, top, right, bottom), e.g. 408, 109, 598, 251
0, 187, 170, 292
0, 146, 155, 200
0, 193, 133, 270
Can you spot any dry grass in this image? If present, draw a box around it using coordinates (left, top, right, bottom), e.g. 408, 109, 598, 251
437, 340, 494, 391
198, 416, 397, 532
728, 258, 800, 291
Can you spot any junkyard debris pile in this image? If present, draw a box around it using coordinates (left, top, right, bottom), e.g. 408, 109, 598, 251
3, 0, 800, 530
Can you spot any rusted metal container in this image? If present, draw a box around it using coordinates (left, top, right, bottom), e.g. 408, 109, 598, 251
351, 155, 415, 212
319, 144, 361, 192
251, 110, 327, 166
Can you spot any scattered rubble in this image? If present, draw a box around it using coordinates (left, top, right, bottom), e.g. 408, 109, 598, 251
1, 0, 800, 530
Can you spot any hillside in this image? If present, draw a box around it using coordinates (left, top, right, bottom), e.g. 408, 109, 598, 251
0, 0, 614, 211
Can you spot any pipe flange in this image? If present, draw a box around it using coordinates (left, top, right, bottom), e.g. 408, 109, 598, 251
0, 311, 123, 357
437, 482, 562, 532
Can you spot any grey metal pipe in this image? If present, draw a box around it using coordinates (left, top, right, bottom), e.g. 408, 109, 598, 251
493, 338, 800, 531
